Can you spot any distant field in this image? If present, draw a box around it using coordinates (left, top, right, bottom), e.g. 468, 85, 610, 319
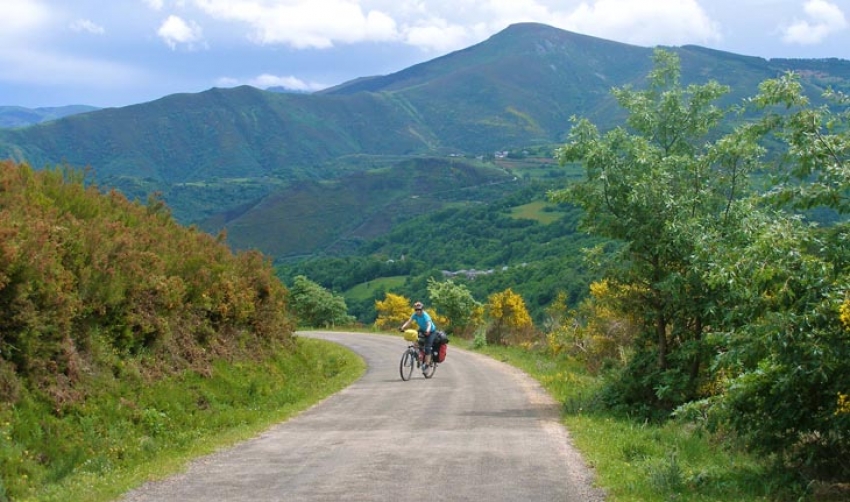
509, 200, 564, 224
345, 276, 408, 301
494, 157, 583, 181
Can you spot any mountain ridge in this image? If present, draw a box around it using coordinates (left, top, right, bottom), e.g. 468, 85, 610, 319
0, 104, 100, 128
1, 22, 849, 260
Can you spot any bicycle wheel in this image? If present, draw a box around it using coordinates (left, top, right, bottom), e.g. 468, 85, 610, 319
400, 348, 415, 381
423, 361, 436, 379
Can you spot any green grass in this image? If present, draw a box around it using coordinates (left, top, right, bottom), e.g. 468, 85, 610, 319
508, 200, 564, 224
345, 276, 407, 302
456, 339, 802, 502
1, 337, 365, 502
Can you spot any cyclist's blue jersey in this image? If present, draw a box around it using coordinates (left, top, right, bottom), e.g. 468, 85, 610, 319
411, 311, 436, 332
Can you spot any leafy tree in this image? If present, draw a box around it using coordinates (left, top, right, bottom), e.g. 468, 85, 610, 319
486, 288, 533, 345
682, 74, 850, 479
756, 78, 850, 213
288, 275, 353, 328
426, 278, 483, 337
554, 52, 850, 478
550, 49, 763, 411
374, 293, 411, 330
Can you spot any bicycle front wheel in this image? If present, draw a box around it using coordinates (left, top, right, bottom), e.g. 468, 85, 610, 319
423, 361, 436, 379
400, 348, 415, 381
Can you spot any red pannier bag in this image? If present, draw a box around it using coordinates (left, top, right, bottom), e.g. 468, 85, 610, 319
437, 341, 447, 362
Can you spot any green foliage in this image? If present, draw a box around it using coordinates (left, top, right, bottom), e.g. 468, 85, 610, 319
279, 181, 604, 324
0, 160, 300, 499
0, 161, 294, 392
508, 200, 565, 224
755, 74, 850, 214
206, 156, 516, 259
551, 48, 755, 413
287, 276, 354, 328
548, 280, 639, 374
680, 75, 850, 480
553, 51, 850, 482
425, 278, 482, 336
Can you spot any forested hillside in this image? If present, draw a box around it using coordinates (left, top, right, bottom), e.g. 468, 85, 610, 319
202, 155, 518, 258
277, 181, 610, 323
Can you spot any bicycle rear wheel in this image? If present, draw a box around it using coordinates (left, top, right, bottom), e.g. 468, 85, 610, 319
400, 348, 415, 381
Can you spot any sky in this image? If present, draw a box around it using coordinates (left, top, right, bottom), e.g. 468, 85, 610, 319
1, 0, 849, 109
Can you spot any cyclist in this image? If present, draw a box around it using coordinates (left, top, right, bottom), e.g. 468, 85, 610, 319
400, 301, 438, 371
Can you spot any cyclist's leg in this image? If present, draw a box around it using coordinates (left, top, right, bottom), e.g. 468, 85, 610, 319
423, 331, 438, 365
417, 331, 426, 364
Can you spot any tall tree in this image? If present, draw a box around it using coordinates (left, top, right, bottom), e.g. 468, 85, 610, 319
550, 49, 765, 410
691, 74, 850, 478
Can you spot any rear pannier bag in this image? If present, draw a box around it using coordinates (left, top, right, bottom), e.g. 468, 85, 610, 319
437, 342, 447, 363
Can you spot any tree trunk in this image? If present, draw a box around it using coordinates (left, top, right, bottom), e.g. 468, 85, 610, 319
656, 313, 668, 370
689, 316, 703, 392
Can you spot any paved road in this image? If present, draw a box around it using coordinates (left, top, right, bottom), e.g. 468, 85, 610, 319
121, 331, 605, 501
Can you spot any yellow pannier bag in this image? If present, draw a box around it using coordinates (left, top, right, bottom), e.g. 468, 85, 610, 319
403, 329, 419, 342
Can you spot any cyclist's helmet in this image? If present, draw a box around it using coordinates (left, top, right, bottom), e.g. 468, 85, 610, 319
414, 301, 423, 310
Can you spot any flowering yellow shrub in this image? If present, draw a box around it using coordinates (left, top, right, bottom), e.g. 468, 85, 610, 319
374, 293, 411, 330
547, 280, 640, 373
837, 393, 850, 416
840, 298, 850, 331
486, 288, 534, 344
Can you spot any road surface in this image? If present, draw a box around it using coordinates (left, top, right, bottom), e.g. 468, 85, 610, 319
121, 331, 605, 501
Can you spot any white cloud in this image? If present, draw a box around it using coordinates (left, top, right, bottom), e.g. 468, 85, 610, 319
193, 0, 398, 48
143, 0, 165, 10
70, 19, 105, 35
557, 0, 721, 47
0, 0, 53, 40
185, 0, 724, 54
252, 74, 327, 91
402, 19, 472, 52
782, 0, 847, 45
158, 15, 205, 49
369, 0, 723, 52
215, 74, 327, 91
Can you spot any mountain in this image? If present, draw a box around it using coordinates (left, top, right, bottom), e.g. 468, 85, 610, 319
0, 105, 99, 128
1, 22, 849, 260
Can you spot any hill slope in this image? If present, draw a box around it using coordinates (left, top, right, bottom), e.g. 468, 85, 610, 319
0, 104, 99, 128
1, 22, 849, 260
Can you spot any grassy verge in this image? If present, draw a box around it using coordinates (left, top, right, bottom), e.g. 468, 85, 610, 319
458, 340, 800, 502
1, 337, 365, 502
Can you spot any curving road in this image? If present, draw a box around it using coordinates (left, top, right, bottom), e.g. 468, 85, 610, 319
121, 331, 605, 501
